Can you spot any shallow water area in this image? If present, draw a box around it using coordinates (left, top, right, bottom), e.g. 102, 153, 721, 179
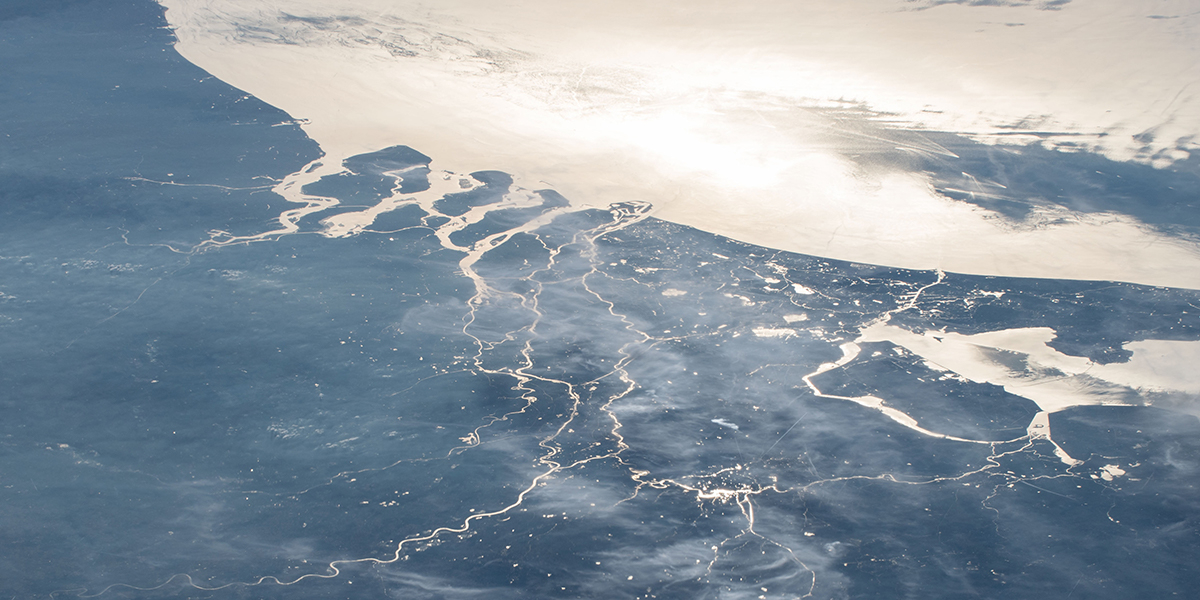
157, 0, 1200, 288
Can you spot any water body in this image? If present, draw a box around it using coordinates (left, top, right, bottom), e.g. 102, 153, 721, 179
2, 1, 1199, 599
156, 0, 1200, 288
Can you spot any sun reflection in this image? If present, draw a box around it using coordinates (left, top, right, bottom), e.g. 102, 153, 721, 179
160, 0, 1200, 287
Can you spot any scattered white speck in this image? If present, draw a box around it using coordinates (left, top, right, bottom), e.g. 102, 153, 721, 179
711, 418, 739, 431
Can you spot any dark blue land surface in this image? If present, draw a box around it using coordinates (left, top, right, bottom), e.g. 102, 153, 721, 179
2, 2, 1199, 599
